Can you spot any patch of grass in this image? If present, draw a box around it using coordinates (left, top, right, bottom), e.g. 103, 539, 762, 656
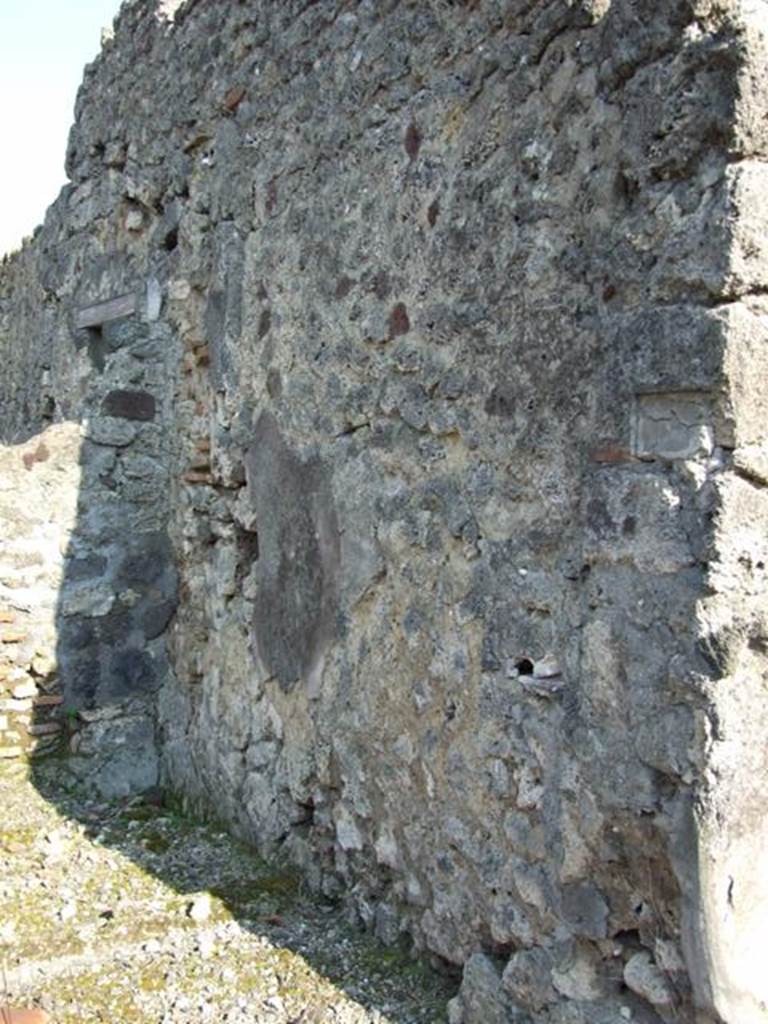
211, 871, 301, 913
119, 804, 161, 823
139, 830, 171, 855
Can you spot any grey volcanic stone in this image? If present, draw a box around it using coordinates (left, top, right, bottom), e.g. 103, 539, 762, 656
104, 649, 158, 702
115, 533, 177, 597
561, 883, 610, 940
101, 390, 156, 421
76, 714, 159, 798
454, 954, 520, 1024
502, 948, 558, 1013
245, 413, 340, 692
86, 416, 138, 447
1, 3, 768, 1023
140, 599, 177, 641
65, 554, 107, 582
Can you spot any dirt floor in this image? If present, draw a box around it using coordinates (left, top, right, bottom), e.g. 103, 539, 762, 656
0, 759, 455, 1023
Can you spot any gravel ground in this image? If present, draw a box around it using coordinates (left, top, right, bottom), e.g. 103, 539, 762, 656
0, 760, 455, 1023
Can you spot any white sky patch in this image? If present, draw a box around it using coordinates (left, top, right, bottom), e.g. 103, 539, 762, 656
0, 0, 123, 256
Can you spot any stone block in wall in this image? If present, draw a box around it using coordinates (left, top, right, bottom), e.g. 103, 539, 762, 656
631, 392, 713, 461
59, 582, 115, 618
451, 953, 514, 1024
75, 293, 137, 330
85, 416, 139, 447
65, 554, 108, 582
203, 222, 245, 391
245, 413, 340, 692
728, 161, 768, 295
720, 301, 768, 448
146, 277, 162, 322
101, 318, 149, 351
501, 948, 558, 1013
101, 389, 156, 421
69, 712, 159, 798
103, 649, 159, 703
115, 532, 175, 588
57, 654, 100, 708
140, 600, 177, 641
584, 469, 695, 574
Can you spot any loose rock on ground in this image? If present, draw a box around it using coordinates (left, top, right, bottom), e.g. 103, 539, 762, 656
0, 760, 454, 1023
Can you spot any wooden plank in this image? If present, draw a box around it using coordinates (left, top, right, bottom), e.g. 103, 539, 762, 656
75, 293, 137, 329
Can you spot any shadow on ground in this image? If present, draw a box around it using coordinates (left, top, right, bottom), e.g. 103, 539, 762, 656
7, 755, 455, 1023
0, 425, 455, 1024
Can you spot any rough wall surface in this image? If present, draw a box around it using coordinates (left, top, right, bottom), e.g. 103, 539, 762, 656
1, 2, 768, 1022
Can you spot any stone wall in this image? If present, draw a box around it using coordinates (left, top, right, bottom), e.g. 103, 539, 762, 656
0, 427, 80, 762
2, 2, 768, 1022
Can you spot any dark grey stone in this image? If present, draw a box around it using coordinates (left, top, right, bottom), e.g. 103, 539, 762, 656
84, 714, 160, 799
94, 602, 133, 646
61, 655, 101, 708
140, 599, 177, 641
561, 882, 610, 940
101, 318, 147, 351
456, 953, 526, 1024
101, 389, 156, 421
66, 554, 107, 581
58, 618, 97, 652
245, 413, 340, 691
115, 532, 175, 587
104, 649, 158, 702
204, 221, 244, 390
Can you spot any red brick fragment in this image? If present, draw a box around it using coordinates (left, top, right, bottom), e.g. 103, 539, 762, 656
404, 122, 422, 159
0, 1009, 51, 1024
22, 442, 49, 471
33, 694, 64, 707
389, 302, 410, 337
590, 445, 636, 465
265, 179, 278, 216
223, 85, 246, 113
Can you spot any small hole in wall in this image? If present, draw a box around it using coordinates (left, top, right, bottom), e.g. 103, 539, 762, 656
235, 524, 260, 584
41, 396, 56, 423
83, 325, 107, 372
516, 658, 534, 676
293, 798, 315, 828
163, 227, 179, 252
489, 941, 516, 961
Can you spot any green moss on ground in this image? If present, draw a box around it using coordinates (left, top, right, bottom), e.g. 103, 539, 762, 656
0, 760, 456, 1023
